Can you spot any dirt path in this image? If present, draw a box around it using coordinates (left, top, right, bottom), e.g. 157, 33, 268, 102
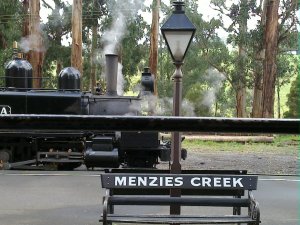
157, 142, 298, 175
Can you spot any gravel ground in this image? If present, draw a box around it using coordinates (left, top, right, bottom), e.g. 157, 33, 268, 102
157, 149, 298, 175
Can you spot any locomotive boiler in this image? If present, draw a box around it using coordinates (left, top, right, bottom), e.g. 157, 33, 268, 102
0, 52, 180, 170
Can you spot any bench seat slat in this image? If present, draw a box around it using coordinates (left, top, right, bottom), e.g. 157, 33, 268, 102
109, 196, 250, 207
102, 214, 256, 224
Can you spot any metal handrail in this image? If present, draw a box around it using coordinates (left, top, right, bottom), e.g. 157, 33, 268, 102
0, 115, 298, 134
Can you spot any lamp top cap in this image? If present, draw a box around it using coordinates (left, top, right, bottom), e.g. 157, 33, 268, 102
173, 1, 185, 13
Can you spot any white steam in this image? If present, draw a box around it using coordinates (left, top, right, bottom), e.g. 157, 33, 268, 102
19, 23, 47, 53
201, 68, 225, 108
100, 0, 144, 94
140, 94, 195, 117
117, 62, 124, 95
102, 13, 126, 55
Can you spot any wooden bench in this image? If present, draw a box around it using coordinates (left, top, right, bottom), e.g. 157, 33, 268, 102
100, 169, 260, 225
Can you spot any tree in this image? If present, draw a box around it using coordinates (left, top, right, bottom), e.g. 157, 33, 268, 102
82, 0, 106, 93
284, 68, 299, 118
121, 15, 148, 91
42, 0, 72, 88
209, 0, 257, 117
0, 0, 22, 85
71, 0, 83, 89
149, 0, 160, 96
28, 0, 44, 88
261, 0, 298, 118
261, 0, 280, 118
275, 55, 298, 117
209, 0, 298, 118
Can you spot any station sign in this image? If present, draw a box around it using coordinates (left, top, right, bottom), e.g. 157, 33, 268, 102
101, 174, 258, 190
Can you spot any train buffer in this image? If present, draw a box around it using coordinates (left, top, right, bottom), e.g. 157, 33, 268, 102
100, 169, 260, 225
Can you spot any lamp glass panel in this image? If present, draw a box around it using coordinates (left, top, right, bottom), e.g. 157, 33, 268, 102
164, 30, 193, 61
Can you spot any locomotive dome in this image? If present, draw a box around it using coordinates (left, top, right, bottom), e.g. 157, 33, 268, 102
58, 67, 81, 90
5, 55, 33, 90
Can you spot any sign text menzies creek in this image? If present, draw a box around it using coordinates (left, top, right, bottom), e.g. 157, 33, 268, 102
101, 174, 258, 190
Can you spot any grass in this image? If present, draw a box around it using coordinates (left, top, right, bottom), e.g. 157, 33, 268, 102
182, 135, 299, 155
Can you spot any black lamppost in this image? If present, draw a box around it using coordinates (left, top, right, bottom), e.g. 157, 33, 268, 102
161, 1, 196, 216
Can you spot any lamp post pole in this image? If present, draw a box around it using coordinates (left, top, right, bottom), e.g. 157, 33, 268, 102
170, 62, 183, 173
170, 62, 183, 215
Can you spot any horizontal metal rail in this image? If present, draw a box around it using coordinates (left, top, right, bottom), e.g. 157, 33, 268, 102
0, 115, 299, 134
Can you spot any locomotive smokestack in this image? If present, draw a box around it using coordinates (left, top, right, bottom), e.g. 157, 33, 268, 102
105, 54, 118, 96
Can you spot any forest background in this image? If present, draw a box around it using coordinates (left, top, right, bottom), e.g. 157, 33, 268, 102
0, 0, 298, 118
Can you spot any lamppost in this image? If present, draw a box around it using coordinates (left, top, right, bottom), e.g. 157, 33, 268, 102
161, 1, 196, 216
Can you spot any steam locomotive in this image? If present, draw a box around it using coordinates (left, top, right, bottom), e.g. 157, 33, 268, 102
0, 53, 179, 170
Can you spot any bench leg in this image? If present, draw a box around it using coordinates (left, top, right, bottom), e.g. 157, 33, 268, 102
249, 191, 261, 225
102, 196, 108, 225
103, 189, 113, 225
233, 196, 242, 225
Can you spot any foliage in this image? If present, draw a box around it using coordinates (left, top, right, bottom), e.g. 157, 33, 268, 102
0, 0, 22, 84
284, 58, 299, 118
41, 0, 72, 88
121, 15, 149, 91
0, 0, 298, 118
159, 0, 233, 116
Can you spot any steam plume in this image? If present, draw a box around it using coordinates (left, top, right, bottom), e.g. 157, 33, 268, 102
201, 68, 225, 108
19, 23, 47, 53
100, 0, 144, 94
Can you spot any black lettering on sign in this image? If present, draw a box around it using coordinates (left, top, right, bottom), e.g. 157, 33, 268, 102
101, 174, 258, 190
0, 105, 11, 115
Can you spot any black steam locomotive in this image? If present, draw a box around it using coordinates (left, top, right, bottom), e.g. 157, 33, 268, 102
0, 53, 176, 170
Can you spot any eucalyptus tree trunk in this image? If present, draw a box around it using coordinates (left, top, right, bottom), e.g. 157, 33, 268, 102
276, 82, 281, 118
149, 0, 160, 96
22, 0, 29, 41
236, 0, 248, 118
90, 25, 97, 94
71, 0, 83, 90
29, 0, 43, 88
261, 0, 279, 118
251, 0, 267, 118
236, 84, 247, 117
252, 72, 263, 117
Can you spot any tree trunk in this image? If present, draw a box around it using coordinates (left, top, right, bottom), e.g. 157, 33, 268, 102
235, 0, 248, 118
90, 25, 97, 94
71, 0, 83, 90
251, 0, 267, 117
236, 85, 247, 117
29, 0, 43, 89
276, 82, 281, 118
56, 60, 62, 76
149, 0, 160, 96
261, 0, 279, 118
23, 0, 30, 39
0, 32, 7, 49
22, 0, 30, 60
214, 101, 218, 117
252, 73, 263, 117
